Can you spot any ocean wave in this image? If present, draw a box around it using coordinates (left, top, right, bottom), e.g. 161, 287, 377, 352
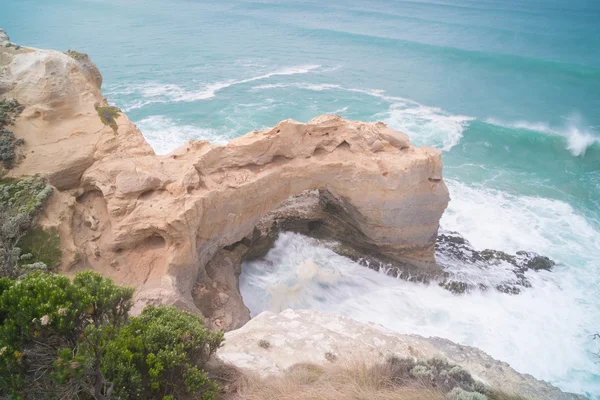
485, 117, 600, 156
252, 82, 472, 151
381, 104, 473, 151
136, 115, 232, 154
305, 28, 600, 81
106, 64, 322, 111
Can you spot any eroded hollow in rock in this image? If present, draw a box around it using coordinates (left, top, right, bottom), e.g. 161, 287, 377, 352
192, 189, 441, 331
72, 188, 169, 286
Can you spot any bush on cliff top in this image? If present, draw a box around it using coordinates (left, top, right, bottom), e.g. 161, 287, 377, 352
0, 271, 223, 400
0, 271, 134, 399
65, 49, 90, 62
103, 306, 223, 400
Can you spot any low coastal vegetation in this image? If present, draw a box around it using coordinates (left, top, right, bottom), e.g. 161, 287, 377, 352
0, 99, 25, 170
96, 106, 121, 132
0, 175, 56, 278
225, 357, 526, 400
0, 171, 224, 400
65, 49, 90, 62
0, 271, 224, 400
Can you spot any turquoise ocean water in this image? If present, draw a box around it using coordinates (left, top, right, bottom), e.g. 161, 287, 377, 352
3, 0, 600, 397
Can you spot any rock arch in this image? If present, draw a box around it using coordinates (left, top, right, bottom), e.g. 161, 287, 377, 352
80, 115, 449, 327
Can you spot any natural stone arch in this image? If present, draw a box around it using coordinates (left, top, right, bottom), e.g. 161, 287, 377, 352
78, 116, 448, 322
0, 41, 448, 321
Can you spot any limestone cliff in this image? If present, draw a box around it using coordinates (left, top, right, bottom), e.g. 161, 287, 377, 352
0, 34, 448, 330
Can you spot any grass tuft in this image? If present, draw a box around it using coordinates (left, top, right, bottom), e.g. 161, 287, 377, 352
221, 357, 529, 400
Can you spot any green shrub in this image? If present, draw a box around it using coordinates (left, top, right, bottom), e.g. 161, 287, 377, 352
0, 129, 18, 169
0, 99, 24, 127
102, 306, 224, 400
18, 226, 62, 269
406, 357, 476, 392
0, 99, 25, 170
0, 271, 135, 399
0, 272, 82, 397
0, 176, 54, 278
0, 175, 52, 217
96, 106, 121, 132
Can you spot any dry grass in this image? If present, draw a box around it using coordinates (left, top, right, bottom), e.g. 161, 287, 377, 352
222, 360, 445, 400
212, 357, 528, 400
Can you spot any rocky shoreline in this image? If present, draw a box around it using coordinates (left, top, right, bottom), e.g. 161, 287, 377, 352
0, 29, 579, 399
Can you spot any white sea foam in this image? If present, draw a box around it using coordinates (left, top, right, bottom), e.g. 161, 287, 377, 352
107, 64, 322, 111
136, 115, 231, 154
382, 105, 473, 151
486, 116, 600, 156
241, 180, 600, 397
330, 106, 349, 114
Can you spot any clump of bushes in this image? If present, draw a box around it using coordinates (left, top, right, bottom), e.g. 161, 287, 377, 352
386, 356, 482, 393
0, 99, 24, 127
65, 49, 90, 61
0, 99, 25, 169
96, 106, 121, 132
384, 356, 526, 400
0, 129, 22, 169
0, 271, 224, 399
18, 225, 62, 269
103, 306, 223, 399
0, 176, 55, 278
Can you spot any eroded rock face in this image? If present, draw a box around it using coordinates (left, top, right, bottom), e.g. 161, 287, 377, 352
217, 309, 585, 400
0, 38, 449, 328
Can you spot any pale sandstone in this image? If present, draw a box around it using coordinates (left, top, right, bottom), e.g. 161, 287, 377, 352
1, 43, 449, 328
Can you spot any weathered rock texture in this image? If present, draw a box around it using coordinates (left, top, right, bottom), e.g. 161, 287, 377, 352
218, 309, 585, 400
0, 39, 448, 329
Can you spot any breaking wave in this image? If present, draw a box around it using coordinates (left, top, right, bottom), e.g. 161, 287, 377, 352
136, 115, 232, 154
485, 116, 600, 157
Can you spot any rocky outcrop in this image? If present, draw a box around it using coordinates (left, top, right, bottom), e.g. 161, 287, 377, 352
217, 309, 585, 400
436, 231, 555, 294
0, 38, 449, 329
